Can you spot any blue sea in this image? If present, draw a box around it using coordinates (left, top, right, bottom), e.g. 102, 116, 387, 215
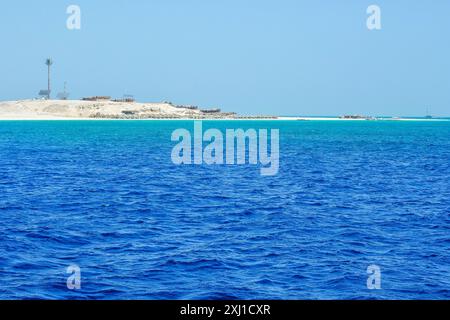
1, 120, 450, 300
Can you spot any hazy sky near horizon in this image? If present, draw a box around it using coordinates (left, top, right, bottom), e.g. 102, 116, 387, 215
1, 0, 449, 116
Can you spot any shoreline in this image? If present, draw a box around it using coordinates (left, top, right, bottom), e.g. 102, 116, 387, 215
0, 117, 448, 121
0, 100, 448, 121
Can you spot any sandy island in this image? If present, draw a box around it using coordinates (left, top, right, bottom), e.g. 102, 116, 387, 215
0, 100, 447, 121
0, 99, 240, 120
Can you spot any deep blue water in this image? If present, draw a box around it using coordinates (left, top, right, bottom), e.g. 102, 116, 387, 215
1, 120, 450, 300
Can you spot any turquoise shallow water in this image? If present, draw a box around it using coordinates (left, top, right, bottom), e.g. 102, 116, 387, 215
0, 120, 450, 299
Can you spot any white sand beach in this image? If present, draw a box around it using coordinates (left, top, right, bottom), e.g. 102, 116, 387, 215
0, 99, 209, 120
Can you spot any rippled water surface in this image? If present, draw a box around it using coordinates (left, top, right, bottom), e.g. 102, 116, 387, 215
1, 120, 450, 299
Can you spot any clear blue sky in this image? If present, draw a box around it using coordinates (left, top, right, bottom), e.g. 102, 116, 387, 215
1, 0, 449, 116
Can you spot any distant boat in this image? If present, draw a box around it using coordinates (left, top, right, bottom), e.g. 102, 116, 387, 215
425, 107, 433, 119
